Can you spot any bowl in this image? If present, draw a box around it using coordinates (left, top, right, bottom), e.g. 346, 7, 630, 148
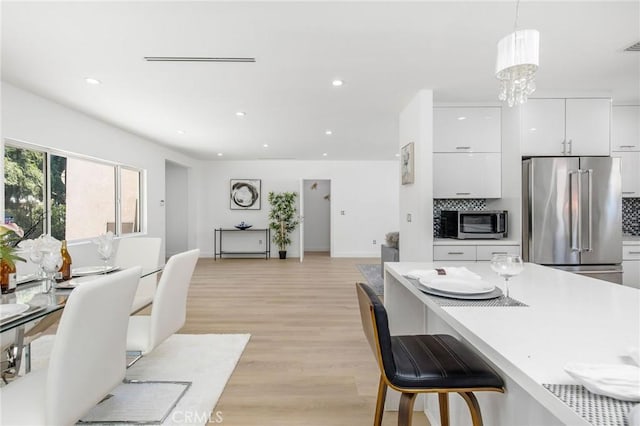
234, 224, 252, 230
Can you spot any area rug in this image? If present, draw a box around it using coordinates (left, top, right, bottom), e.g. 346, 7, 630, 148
356, 264, 384, 295
22, 333, 250, 425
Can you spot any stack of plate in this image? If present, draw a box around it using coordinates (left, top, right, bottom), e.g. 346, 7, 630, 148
417, 277, 502, 300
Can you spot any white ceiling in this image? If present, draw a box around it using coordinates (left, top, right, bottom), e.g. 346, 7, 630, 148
2, 1, 639, 161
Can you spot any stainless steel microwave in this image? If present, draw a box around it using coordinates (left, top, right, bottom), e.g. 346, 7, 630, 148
440, 210, 508, 239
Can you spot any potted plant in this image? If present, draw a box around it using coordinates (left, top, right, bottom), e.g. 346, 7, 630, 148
268, 191, 299, 259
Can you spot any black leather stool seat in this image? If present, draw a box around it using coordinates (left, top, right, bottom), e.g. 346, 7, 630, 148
389, 334, 504, 389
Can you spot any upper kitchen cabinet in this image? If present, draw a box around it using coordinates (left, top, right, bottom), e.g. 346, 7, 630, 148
433, 153, 501, 199
521, 98, 611, 156
611, 106, 640, 152
612, 151, 640, 197
434, 107, 501, 153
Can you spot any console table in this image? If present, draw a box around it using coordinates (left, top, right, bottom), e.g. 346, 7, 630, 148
214, 228, 271, 260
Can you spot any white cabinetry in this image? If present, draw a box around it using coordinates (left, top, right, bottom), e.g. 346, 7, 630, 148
433, 153, 501, 198
433, 107, 502, 199
622, 244, 640, 289
522, 98, 611, 156
434, 107, 501, 153
433, 242, 521, 262
612, 106, 640, 151
612, 151, 640, 197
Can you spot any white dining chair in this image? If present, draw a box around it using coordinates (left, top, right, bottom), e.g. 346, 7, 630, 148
0, 267, 141, 426
126, 249, 199, 356
113, 237, 162, 313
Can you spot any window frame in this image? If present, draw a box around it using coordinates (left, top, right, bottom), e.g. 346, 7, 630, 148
3, 138, 146, 242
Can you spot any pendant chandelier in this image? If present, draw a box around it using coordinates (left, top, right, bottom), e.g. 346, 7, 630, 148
495, 0, 539, 107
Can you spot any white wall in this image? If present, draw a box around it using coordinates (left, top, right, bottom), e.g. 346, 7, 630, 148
165, 160, 190, 257
399, 90, 434, 261
303, 179, 330, 252
1, 82, 202, 258
201, 161, 399, 258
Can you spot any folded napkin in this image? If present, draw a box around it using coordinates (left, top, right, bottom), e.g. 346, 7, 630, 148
628, 404, 640, 426
565, 362, 640, 402
406, 267, 481, 283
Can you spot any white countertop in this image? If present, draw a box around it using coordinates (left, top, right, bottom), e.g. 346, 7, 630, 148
433, 238, 520, 246
384, 262, 640, 424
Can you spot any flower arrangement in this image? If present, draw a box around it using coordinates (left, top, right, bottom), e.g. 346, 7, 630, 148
0, 223, 26, 269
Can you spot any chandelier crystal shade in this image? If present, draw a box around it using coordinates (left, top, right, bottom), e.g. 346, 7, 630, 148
495, 29, 539, 107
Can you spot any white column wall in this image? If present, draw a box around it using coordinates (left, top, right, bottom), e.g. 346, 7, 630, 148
398, 90, 434, 261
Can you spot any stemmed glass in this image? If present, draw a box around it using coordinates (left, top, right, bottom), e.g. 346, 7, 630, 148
41, 251, 62, 293
490, 254, 524, 302
96, 240, 113, 273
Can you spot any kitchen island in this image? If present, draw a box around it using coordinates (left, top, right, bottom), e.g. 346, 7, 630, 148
384, 262, 640, 426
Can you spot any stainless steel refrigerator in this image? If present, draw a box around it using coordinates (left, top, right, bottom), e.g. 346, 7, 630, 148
522, 157, 623, 283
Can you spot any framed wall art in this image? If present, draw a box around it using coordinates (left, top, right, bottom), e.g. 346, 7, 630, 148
401, 142, 415, 185
230, 179, 261, 210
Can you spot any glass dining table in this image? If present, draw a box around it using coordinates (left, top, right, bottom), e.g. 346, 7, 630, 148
0, 266, 162, 381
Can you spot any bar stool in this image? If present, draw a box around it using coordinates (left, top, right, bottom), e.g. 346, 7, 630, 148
356, 283, 504, 426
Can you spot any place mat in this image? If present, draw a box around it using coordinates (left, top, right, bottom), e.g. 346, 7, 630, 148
407, 278, 528, 307
543, 384, 637, 426
78, 380, 191, 424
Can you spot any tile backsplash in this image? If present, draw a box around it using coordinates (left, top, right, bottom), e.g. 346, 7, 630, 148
433, 199, 487, 237
623, 197, 640, 236
432, 197, 639, 238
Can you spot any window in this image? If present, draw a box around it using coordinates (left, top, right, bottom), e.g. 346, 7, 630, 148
3, 141, 145, 241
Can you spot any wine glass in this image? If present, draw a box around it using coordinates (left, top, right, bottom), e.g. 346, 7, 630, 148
28, 247, 45, 280
96, 241, 113, 273
490, 254, 524, 301
41, 251, 62, 293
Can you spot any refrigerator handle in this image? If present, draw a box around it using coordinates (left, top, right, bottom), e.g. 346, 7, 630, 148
585, 169, 593, 252
569, 170, 581, 252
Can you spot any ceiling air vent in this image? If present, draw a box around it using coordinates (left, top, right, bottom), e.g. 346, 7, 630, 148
624, 42, 640, 52
144, 57, 255, 62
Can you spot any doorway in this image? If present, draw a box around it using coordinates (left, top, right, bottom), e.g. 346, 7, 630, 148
301, 179, 331, 260
165, 161, 189, 257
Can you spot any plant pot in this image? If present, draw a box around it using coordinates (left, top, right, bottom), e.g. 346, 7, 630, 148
278, 251, 287, 259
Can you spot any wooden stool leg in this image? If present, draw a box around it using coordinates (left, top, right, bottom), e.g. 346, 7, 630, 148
374, 375, 387, 426
458, 392, 484, 426
438, 393, 450, 426
397, 393, 417, 426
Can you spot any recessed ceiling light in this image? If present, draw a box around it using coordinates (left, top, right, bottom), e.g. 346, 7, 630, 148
325, 130, 333, 135
177, 130, 185, 135
236, 111, 246, 117
530, 127, 537, 132
217, 153, 223, 157
395, 153, 400, 157
85, 77, 101, 85
263, 144, 269, 148
332, 79, 343, 87
457, 116, 467, 121
322, 153, 328, 157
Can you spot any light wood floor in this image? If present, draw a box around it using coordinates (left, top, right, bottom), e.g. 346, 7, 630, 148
182, 252, 428, 426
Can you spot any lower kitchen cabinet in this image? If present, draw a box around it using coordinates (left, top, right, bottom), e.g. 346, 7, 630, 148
433, 243, 520, 262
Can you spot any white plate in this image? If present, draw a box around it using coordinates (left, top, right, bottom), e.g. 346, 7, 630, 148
565, 363, 640, 402
0, 303, 30, 320
55, 275, 100, 289
420, 277, 495, 295
72, 265, 119, 277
